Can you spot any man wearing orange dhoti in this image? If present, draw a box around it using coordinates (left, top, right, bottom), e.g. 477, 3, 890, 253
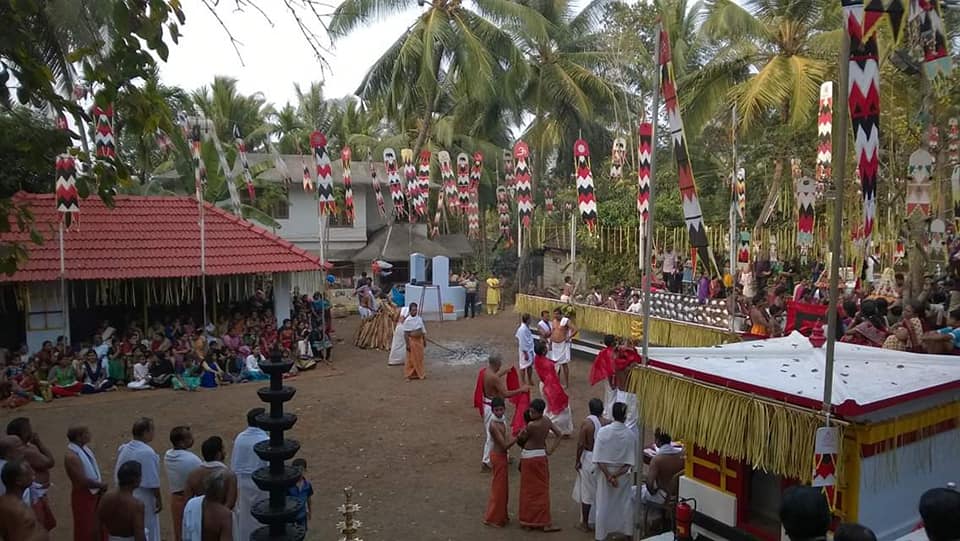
402, 303, 427, 380
482, 397, 516, 527
517, 398, 562, 532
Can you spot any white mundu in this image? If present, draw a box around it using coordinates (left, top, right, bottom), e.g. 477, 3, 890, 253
571, 415, 602, 509
231, 426, 269, 541
592, 420, 637, 541
115, 439, 161, 541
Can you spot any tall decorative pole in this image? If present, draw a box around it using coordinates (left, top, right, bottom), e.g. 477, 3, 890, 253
251, 348, 305, 541
728, 107, 738, 332
338, 486, 363, 541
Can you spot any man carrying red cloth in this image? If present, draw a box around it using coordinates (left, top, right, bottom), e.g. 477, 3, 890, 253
474, 353, 529, 472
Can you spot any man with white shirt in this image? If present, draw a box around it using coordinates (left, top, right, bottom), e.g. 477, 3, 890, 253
231, 408, 269, 541
592, 402, 636, 541
163, 426, 202, 541
662, 247, 678, 292
625, 293, 643, 314
64, 426, 107, 541
515, 313, 536, 385
115, 417, 162, 541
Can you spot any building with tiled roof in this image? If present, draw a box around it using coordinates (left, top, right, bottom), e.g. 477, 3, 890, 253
0, 192, 321, 350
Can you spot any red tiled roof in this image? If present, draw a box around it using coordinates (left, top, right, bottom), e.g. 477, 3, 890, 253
1, 193, 321, 282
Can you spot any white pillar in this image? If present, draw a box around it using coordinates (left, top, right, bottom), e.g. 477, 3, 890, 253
273, 272, 293, 327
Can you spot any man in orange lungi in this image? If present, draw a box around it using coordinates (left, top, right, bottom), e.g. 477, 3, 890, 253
517, 398, 562, 532
483, 397, 516, 527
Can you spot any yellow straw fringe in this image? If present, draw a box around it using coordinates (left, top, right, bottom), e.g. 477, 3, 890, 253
514, 294, 739, 347
626, 367, 842, 484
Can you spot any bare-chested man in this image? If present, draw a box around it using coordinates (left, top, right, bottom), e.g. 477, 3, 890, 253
573, 398, 608, 531
184, 436, 237, 510
98, 460, 146, 541
478, 353, 529, 471
517, 398, 562, 532
549, 308, 578, 388
6, 417, 56, 531
0, 434, 26, 495
0, 459, 48, 541
560, 276, 574, 303
482, 397, 516, 527
181, 469, 233, 541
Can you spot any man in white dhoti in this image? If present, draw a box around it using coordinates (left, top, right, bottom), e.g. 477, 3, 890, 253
163, 426, 202, 541
572, 399, 606, 531
182, 469, 233, 541
387, 307, 409, 366
548, 308, 577, 388
231, 408, 268, 541
592, 402, 636, 541
515, 313, 536, 385
114, 418, 161, 541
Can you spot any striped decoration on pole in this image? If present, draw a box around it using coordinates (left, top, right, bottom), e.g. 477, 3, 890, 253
401, 148, 418, 220
93, 105, 115, 159
658, 23, 714, 269
467, 189, 480, 240
369, 159, 386, 218
574, 138, 597, 232
456, 153, 471, 212
917, 0, 951, 80
311, 131, 336, 215
637, 122, 652, 222
503, 149, 515, 193
544, 187, 554, 215
190, 124, 207, 203
233, 125, 256, 202
610, 137, 626, 180
384, 148, 405, 218
438, 151, 457, 212
948, 118, 959, 165
301, 154, 313, 192
430, 187, 442, 239
514, 141, 533, 228
470, 152, 484, 191
341, 146, 355, 223
816, 82, 833, 183
497, 185, 512, 243
416, 150, 431, 219
906, 147, 934, 216
55, 154, 79, 229
736, 168, 746, 221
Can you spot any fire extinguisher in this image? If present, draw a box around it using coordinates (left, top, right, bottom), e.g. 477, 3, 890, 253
675, 497, 697, 541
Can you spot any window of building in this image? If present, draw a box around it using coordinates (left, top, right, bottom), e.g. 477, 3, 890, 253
27, 285, 65, 331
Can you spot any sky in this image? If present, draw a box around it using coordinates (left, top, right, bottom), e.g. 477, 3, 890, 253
161, 0, 421, 107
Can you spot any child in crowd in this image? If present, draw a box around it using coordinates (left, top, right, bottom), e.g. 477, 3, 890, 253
288, 458, 314, 531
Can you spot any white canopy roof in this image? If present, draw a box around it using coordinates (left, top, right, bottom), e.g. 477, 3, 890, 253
646, 331, 960, 418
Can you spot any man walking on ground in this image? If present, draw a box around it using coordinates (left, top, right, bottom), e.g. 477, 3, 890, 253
515, 314, 536, 386
517, 398, 562, 532
232, 408, 268, 540
64, 426, 107, 541
7, 417, 56, 532
163, 426, 202, 541
181, 469, 233, 541
482, 397, 516, 528
99, 461, 146, 541
0, 459, 49, 541
476, 354, 529, 471
549, 308, 578, 388
115, 418, 161, 541
462, 273, 479, 318
572, 399, 607, 532
593, 402, 636, 541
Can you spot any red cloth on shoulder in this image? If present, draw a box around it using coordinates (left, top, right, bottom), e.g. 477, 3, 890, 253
473, 367, 486, 418
614, 346, 641, 371
506, 367, 530, 436
589, 346, 616, 386
533, 354, 568, 414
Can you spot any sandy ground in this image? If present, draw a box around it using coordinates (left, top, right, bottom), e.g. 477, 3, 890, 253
0, 310, 623, 541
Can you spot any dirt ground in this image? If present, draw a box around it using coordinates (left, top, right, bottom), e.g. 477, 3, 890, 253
0, 309, 618, 541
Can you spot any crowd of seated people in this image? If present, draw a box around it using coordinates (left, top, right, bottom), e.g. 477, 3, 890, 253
0, 292, 334, 408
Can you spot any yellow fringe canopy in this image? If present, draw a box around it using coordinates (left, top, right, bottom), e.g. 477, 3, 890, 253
626, 366, 842, 484
515, 294, 739, 347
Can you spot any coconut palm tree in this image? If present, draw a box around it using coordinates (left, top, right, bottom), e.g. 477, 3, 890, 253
190, 76, 275, 150
272, 103, 306, 154
329, 0, 549, 152
683, 0, 842, 134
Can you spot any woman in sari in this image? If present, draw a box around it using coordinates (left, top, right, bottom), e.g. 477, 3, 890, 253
841, 300, 889, 347
387, 307, 409, 366
402, 303, 427, 380
892, 301, 925, 352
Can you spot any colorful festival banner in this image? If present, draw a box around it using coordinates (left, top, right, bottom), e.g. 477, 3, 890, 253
401, 148, 418, 220
817, 82, 833, 183
574, 139, 597, 232
638, 122, 652, 222
190, 124, 207, 204
658, 24, 715, 270
311, 131, 336, 215
497, 185, 512, 243
610, 137, 626, 180
341, 146, 355, 223
736, 168, 746, 221
503, 149, 515, 193
470, 151, 483, 191
93, 105, 115, 159
416, 150, 431, 219
797, 175, 817, 249
369, 159, 386, 218
916, 0, 951, 80
438, 151, 457, 212
907, 147, 934, 216
844, 0, 881, 244
544, 186, 554, 215
456, 152, 471, 212
55, 154, 79, 229
514, 141, 533, 228
384, 148, 405, 218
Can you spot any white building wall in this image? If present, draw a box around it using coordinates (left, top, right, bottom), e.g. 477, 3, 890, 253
271, 188, 369, 255
857, 429, 960, 540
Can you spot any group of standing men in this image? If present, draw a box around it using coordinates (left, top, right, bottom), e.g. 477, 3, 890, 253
0, 409, 290, 541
